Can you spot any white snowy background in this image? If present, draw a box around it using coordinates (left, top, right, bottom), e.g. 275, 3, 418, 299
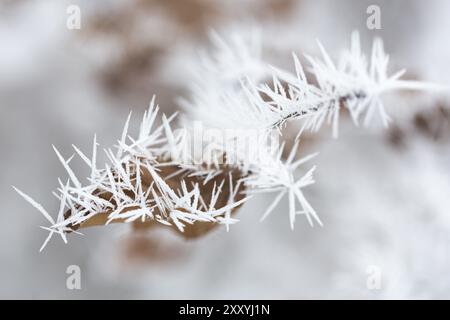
1, 0, 449, 299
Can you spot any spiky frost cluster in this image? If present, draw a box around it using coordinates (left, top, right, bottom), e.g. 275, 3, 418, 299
179, 30, 436, 227
14, 99, 247, 251
15, 30, 438, 250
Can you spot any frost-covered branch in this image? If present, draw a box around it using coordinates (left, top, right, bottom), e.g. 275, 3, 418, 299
14, 29, 442, 251
259, 32, 442, 137
14, 99, 248, 251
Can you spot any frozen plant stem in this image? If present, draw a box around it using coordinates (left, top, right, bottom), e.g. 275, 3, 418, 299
14, 30, 443, 251
257, 32, 444, 138
271, 91, 367, 129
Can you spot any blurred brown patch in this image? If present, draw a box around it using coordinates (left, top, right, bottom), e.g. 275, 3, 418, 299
414, 105, 450, 141
387, 103, 450, 147
387, 124, 407, 148
120, 233, 185, 265
80, 0, 298, 96
82, 0, 220, 96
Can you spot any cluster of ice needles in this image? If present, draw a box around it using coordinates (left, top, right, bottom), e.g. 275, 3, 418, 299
15, 30, 441, 251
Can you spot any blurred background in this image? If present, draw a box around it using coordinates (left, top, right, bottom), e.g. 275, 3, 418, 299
1, 0, 450, 299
